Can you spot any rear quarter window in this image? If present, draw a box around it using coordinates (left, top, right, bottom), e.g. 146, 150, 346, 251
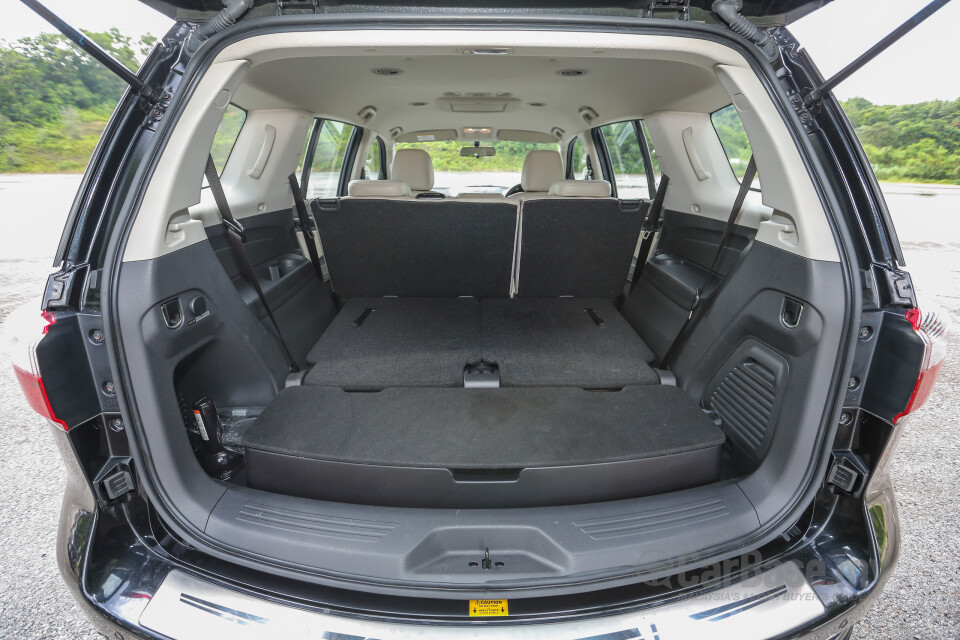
305, 120, 357, 198
711, 104, 759, 189
209, 104, 246, 174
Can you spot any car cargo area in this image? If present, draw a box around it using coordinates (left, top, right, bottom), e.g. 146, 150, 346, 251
110, 25, 851, 593
241, 296, 725, 508
230, 186, 730, 507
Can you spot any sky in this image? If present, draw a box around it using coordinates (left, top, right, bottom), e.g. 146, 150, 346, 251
3, 0, 959, 105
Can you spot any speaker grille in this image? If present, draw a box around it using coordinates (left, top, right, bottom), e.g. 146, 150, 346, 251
706, 341, 788, 461
710, 359, 777, 453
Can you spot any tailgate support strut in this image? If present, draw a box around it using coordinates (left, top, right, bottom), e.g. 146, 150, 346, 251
804, 0, 952, 105
18, 0, 159, 102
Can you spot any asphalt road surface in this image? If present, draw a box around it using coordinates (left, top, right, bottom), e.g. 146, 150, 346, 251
0, 174, 957, 638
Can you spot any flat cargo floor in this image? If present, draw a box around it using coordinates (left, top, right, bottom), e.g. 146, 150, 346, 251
242, 385, 725, 508
303, 297, 658, 390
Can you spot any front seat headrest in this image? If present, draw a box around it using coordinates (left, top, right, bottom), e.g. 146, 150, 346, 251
520, 149, 565, 192
392, 148, 435, 192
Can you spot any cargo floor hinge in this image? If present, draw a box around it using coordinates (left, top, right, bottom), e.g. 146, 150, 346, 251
826, 451, 869, 498
94, 457, 136, 505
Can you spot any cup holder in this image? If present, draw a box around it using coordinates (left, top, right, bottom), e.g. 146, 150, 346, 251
259, 256, 305, 282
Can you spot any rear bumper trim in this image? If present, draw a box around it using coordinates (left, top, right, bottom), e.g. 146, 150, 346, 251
140, 562, 824, 639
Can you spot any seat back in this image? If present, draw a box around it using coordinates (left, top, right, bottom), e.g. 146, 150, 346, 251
313, 198, 518, 297
516, 180, 648, 298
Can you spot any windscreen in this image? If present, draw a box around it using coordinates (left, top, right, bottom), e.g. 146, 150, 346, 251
394, 140, 560, 196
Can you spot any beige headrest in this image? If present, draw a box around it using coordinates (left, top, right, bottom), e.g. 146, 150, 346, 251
520, 149, 564, 192
392, 148, 434, 192
454, 192, 506, 199
548, 180, 612, 197
346, 180, 412, 197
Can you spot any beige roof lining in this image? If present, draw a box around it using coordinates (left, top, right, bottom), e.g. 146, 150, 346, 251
226, 30, 747, 144
123, 29, 839, 264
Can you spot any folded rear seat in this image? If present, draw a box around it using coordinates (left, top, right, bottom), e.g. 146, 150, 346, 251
305, 297, 480, 389
481, 298, 658, 388
516, 180, 648, 298
313, 191, 517, 298
244, 173, 721, 506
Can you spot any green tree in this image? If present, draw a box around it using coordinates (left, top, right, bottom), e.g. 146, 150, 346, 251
0, 29, 156, 172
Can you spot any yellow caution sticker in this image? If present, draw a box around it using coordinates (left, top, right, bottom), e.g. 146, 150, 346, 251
469, 599, 509, 617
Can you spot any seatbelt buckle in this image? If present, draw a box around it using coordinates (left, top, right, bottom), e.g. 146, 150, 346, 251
293, 218, 317, 240
223, 217, 246, 242
640, 218, 662, 240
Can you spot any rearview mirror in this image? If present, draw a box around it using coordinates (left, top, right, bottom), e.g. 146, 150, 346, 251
460, 146, 496, 158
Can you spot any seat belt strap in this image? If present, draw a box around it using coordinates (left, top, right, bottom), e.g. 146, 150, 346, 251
710, 155, 756, 273
659, 157, 756, 369
626, 174, 670, 293
287, 173, 328, 284
205, 156, 299, 372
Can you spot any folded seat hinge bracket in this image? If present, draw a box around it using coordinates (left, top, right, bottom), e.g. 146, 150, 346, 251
464, 361, 500, 389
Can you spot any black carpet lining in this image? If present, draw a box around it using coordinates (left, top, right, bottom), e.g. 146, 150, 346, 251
243, 385, 724, 469
304, 297, 480, 389
305, 297, 657, 390
480, 298, 658, 388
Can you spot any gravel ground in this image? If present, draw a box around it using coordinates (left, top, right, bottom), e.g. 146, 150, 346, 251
0, 175, 957, 638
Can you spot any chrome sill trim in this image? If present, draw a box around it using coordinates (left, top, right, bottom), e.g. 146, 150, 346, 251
140, 562, 824, 639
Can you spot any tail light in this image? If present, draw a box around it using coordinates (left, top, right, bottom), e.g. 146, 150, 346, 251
6, 303, 67, 430
894, 307, 949, 424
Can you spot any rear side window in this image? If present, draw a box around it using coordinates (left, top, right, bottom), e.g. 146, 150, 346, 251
304, 120, 357, 199
567, 137, 590, 180
210, 104, 246, 174
639, 120, 661, 185
711, 105, 759, 189
363, 137, 386, 180
599, 121, 650, 199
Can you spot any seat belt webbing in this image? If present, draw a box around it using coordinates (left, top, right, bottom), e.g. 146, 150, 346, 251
659, 156, 756, 369
626, 173, 670, 293
710, 155, 757, 273
205, 156, 299, 372
287, 173, 328, 284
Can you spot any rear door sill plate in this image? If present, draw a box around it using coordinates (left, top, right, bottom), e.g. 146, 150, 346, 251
140, 562, 824, 638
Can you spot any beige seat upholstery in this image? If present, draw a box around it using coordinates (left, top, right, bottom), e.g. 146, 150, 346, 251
454, 192, 506, 199
547, 179, 612, 198
392, 148, 435, 195
511, 149, 564, 198
346, 179, 412, 198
